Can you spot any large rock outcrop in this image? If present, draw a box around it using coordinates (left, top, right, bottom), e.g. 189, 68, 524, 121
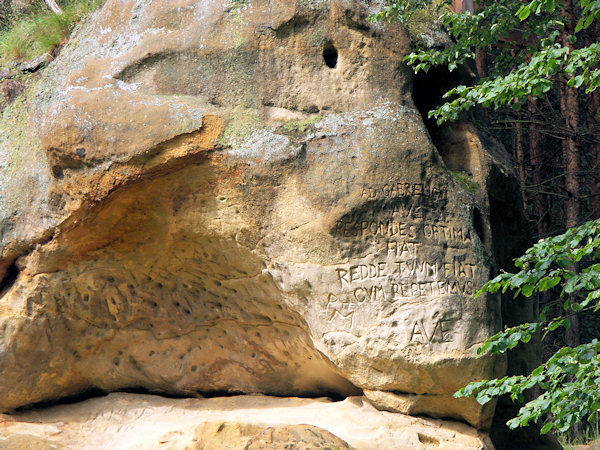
0, 0, 528, 436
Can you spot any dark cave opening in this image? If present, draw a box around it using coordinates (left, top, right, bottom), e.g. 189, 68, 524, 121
472, 206, 485, 244
323, 43, 338, 69
11, 388, 109, 413
0, 262, 19, 296
412, 66, 460, 136
412, 66, 471, 157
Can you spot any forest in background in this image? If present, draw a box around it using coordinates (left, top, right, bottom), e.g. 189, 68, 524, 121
449, 0, 598, 375
374, 0, 600, 443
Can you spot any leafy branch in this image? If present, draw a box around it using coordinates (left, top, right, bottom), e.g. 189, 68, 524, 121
374, 0, 600, 124
455, 219, 600, 434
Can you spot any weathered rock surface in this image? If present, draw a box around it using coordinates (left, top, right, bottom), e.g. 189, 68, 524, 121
244, 424, 350, 449
0, 0, 528, 435
363, 388, 491, 431
0, 393, 493, 449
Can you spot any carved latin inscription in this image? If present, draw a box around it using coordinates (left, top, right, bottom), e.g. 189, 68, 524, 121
322, 180, 483, 343
409, 319, 456, 344
360, 182, 444, 200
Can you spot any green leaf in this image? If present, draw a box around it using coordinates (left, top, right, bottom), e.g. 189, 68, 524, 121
517, 5, 531, 20
475, 393, 492, 405
538, 276, 561, 291
540, 306, 549, 322
522, 284, 535, 297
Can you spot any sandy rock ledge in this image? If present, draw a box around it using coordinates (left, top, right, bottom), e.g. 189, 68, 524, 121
0, 393, 493, 449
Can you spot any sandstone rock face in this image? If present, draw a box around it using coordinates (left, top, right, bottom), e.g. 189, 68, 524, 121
0, 0, 523, 432
0, 393, 493, 449
242, 424, 350, 449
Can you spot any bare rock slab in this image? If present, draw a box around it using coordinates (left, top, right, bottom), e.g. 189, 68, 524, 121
0, 393, 493, 449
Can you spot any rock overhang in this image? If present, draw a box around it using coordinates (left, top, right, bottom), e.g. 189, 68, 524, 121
0, 0, 529, 432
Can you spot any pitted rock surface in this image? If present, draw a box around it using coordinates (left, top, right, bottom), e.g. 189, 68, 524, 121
0, 0, 526, 431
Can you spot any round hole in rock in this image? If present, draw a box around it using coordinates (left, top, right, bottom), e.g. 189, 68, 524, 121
323, 44, 338, 68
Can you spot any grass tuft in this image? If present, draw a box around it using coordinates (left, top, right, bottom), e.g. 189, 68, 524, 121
450, 170, 480, 194
0, 0, 104, 63
280, 115, 321, 137
557, 416, 600, 449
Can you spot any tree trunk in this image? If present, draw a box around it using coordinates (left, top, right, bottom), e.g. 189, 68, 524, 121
515, 119, 528, 212
560, 8, 582, 438
590, 91, 600, 219
560, 0, 581, 230
584, 20, 600, 219
476, 49, 488, 78
452, 0, 475, 13
560, 88, 580, 230
528, 98, 546, 238
43, 0, 62, 14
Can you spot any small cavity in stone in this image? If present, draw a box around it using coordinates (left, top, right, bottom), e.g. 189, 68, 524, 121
323, 44, 338, 69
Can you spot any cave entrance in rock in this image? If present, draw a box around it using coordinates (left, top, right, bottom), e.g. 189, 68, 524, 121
412, 66, 458, 140
0, 262, 19, 296
412, 66, 468, 158
323, 43, 338, 68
